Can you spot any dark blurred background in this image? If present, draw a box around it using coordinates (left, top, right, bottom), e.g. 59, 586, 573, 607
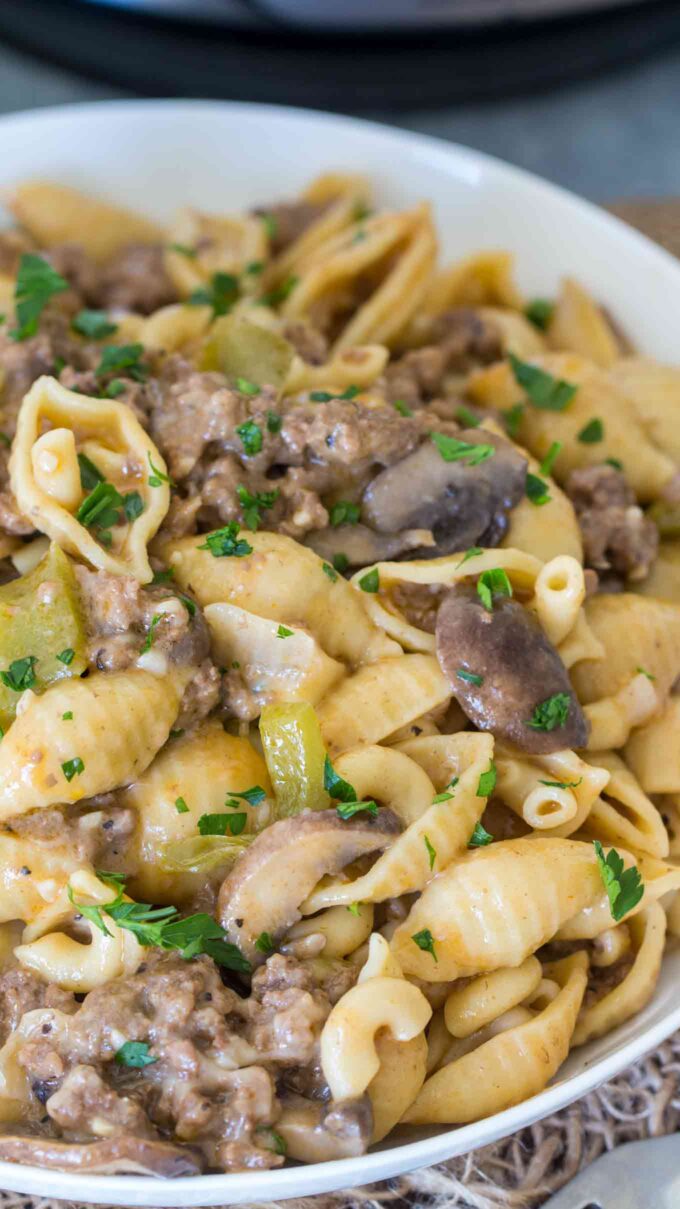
0, 0, 679, 200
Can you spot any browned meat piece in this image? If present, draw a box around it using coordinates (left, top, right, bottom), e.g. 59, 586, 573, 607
436, 586, 589, 754
362, 428, 527, 556
46, 243, 101, 305
46, 1065, 153, 1136
59, 364, 152, 424
283, 320, 329, 365
566, 464, 658, 583
0, 969, 75, 1046
0, 315, 93, 422
249, 955, 329, 1066
75, 565, 210, 673
254, 200, 328, 255
280, 398, 421, 470
6, 801, 136, 869
175, 660, 222, 730
96, 244, 178, 315
385, 308, 502, 407
147, 360, 252, 480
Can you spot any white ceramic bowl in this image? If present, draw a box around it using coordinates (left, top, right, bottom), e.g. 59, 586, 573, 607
0, 99, 679, 1206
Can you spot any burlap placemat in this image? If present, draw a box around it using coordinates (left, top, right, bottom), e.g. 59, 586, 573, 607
1, 196, 678, 1209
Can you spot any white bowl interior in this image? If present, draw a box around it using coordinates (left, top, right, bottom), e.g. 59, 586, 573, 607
0, 100, 679, 1205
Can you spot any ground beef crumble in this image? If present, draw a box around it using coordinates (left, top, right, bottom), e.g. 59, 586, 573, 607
566, 464, 659, 584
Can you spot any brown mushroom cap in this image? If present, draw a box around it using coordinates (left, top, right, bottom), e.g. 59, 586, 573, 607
276, 1094, 372, 1163
361, 429, 527, 556
305, 523, 433, 567
0, 1132, 203, 1177
435, 586, 589, 754
217, 809, 400, 960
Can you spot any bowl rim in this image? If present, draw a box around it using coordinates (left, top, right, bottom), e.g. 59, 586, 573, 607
0, 96, 679, 1205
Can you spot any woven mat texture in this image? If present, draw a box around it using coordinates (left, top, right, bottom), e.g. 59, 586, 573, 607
1, 197, 679, 1209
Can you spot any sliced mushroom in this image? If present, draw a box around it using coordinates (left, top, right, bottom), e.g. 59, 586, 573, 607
305, 523, 434, 567
217, 809, 400, 960
362, 429, 527, 556
435, 586, 589, 754
0, 1132, 203, 1177
276, 1094, 372, 1163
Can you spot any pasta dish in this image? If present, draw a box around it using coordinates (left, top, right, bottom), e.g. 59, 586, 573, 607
0, 174, 677, 1177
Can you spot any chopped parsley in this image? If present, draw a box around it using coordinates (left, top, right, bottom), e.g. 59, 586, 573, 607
605, 457, 623, 471
335, 799, 378, 820
0, 432, 10, 449
468, 821, 494, 847
245, 260, 264, 276
456, 668, 484, 686
114, 1041, 157, 1069
424, 835, 436, 871
72, 309, 118, 340
266, 410, 282, 434
95, 342, 147, 382
477, 568, 513, 611
539, 441, 563, 476
524, 298, 554, 330
227, 786, 266, 806
236, 377, 259, 396
62, 756, 85, 782
593, 840, 644, 923
454, 404, 481, 428
168, 242, 197, 258
236, 420, 263, 457
539, 777, 583, 790
578, 417, 604, 444
67, 878, 250, 970
236, 484, 279, 531
260, 213, 278, 239
358, 568, 379, 593
412, 928, 437, 962
457, 546, 483, 568
10, 254, 68, 341
347, 903, 361, 917
503, 402, 525, 438
198, 812, 247, 836
329, 500, 360, 527
257, 1128, 287, 1157
76, 480, 123, 534
255, 932, 274, 955
188, 272, 240, 318
259, 275, 299, 307
276, 624, 294, 639
62, 711, 73, 721
152, 567, 175, 585
636, 666, 656, 681
103, 379, 126, 399
332, 552, 349, 574
322, 562, 338, 582
123, 491, 144, 522
432, 791, 454, 804
0, 656, 38, 692
56, 648, 75, 666
509, 353, 577, 411
141, 613, 162, 654
310, 385, 360, 403
527, 692, 571, 732
525, 472, 551, 506
324, 755, 358, 804
175, 797, 190, 814
393, 399, 413, 417
198, 523, 253, 559
430, 431, 495, 466
147, 450, 173, 488
477, 761, 497, 798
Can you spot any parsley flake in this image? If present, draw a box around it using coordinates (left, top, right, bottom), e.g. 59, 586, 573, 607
336, 798, 378, 821
236, 484, 279, 531
329, 500, 360, 527
503, 402, 525, 438
276, 624, 294, 639
456, 668, 484, 686
259, 275, 299, 307
199, 523, 253, 559
72, 309, 118, 340
0, 655, 38, 692
266, 410, 282, 434
412, 928, 437, 962
198, 812, 247, 836
526, 472, 551, 506
175, 797, 190, 814
524, 298, 554, 330
169, 242, 197, 258
11, 254, 68, 341
123, 491, 144, 522
141, 614, 162, 654
636, 666, 656, 681
347, 902, 361, 917
424, 835, 436, 871
332, 552, 349, 574
527, 692, 571, 732
430, 431, 495, 466
236, 419, 263, 457
432, 791, 453, 804
454, 404, 481, 428
593, 840, 644, 923
468, 821, 494, 847
539, 441, 563, 476
606, 457, 623, 471
578, 418, 604, 444
188, 272, 240, 318
539, 777, 583, 790
255, 932, 274, 954
324, 755, 357, 803
322, 562, 338, 582
477, 568, 513, 611
95, 342, 147, 382
236, 377, 259, 396
56, 648, 75, 666
115, 1041, 157, 1069
62, 711, 73, 721
477, 761, 497, 798
509, 353, 577, 411
359, 568, 379, 593
147, 451, 173, 488
62, 756, 85, 782
227, 785, 266, 806
393, 399, 413, 417
457, 546, 483, 568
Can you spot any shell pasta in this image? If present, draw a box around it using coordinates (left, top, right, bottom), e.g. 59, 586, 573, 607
0, 170, 675, 1179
